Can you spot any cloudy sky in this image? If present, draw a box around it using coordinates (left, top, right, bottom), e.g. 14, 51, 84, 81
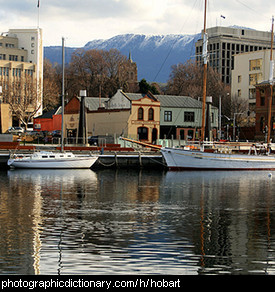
0, 0, 274, 47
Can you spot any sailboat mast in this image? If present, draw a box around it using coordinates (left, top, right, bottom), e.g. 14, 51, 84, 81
201, 0, 208, 142
267, 16, 274, 145
61, 37, 65, 152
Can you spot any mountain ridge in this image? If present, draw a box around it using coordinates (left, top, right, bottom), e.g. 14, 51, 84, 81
44, 33, 201, 83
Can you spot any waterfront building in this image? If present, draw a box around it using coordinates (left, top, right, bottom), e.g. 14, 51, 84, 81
62, 90, 218, 144
195, 26, 272, 85
0, 28, 43, 133
231, 49, 275, 109
156, 95, 218, 140
64, 90, 160, 144
255, 78, 275, 140
33, 107, 62, 132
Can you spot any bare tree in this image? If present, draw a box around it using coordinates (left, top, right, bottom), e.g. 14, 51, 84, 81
3, 74, 42, 130
43, 59, 60, 111
167, 60, 231, 117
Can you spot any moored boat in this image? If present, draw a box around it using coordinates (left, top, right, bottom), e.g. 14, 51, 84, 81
161, 146, 275, 170
161, 2, 275, 171
7, 151, 98, 169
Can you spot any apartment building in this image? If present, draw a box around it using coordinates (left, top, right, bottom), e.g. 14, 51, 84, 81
0, 28, 43, 133
195, 26, 272, 85
231, 49, 275, 109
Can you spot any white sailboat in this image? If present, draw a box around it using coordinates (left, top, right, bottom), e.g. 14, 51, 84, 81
161, 2, 275, 170
8, 38, 98, 169
7, 151, 98, 169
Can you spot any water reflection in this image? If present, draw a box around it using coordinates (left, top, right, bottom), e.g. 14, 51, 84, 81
164, 171, 275, 274
1, 169, 275, 274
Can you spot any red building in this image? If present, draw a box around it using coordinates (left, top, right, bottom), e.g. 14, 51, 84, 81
33, 107, 62, 132
255, 80, 275, 140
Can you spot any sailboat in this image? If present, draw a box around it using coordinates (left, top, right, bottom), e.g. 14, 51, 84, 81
161, 2, 275, 170
8, 38, 98, 169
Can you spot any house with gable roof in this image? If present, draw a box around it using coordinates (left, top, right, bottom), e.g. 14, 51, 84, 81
105, 89, 161, 143
156, 94, 218, 140
63, 90, 160, 144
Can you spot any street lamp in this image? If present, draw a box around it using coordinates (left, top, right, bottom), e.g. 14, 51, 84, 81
78, 90, 88, 145
233, 112, 243, 141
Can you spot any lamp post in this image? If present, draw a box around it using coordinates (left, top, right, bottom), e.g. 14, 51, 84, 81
233, 112, 243, 141
78, 90, 87, 145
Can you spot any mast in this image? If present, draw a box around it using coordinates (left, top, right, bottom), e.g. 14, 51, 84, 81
61, 37, 65, 152
267, 16, 274, 145
201, 0, 208, 142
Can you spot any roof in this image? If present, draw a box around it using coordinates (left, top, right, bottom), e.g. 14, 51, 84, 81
35, 107, 61, 119
76, 97, 109, 111
122, 91, 158, 102
255, 79, 275, 87
156, 95, 203, 108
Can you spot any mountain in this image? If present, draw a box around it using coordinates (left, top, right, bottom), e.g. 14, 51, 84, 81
44, 33, 200, 83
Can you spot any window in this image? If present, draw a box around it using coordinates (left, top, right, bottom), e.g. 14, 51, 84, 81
249, 59, 262, 71
138, 127, 148, 140
238, 89, 242, 97
148, 108, 154, 120
164, 111, 172, 122
238, 75, 242, 83
184, 112, 195, 122
138, 107, 144, 120
249, 88, 256, 99
249, 73, 262, 85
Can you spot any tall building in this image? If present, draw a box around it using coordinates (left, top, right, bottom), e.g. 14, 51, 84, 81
195, 26, 272, 84
231, 49, 275, 109
119, 52, 139, 93
0, 28, 43, 132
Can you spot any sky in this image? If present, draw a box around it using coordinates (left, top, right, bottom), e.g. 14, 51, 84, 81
0, 0, 274, 47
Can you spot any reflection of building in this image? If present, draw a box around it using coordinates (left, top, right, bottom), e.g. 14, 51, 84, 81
231, 49, 275, 109
0, 28, 43, 132
196, 26, 272, 85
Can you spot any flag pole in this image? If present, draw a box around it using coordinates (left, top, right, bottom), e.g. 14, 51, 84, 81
37, 0, 40, 28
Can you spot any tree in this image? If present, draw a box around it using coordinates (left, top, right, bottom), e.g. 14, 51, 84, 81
167, 61, 231, 117
3, 74, 42, 130
66, 48, 131, 98
139, 79, 160, 94
43, 59, 60, 112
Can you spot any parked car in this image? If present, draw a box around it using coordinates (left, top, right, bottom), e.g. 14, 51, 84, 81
14, 127, 24, 134
8, 127, 24, 134
52, 130, 61, 137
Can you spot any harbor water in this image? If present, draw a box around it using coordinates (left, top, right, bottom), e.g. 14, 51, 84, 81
1, 168, 275, 275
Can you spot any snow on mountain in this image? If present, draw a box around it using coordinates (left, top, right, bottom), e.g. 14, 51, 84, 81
44, 33, 200, 83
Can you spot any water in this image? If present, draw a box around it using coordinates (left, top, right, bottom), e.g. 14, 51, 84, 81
1, 168, 275, 275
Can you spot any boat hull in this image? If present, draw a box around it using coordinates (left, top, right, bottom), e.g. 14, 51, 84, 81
8, 156, 98, 169
161, 147, 275, 170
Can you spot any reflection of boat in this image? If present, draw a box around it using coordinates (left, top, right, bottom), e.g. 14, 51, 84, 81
161, 2, 275, 171
7, 151, 98, 169
7, 168, 97, 181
